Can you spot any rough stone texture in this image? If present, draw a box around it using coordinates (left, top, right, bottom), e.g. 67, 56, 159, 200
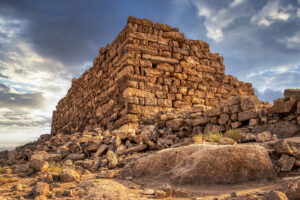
264, 191, 288, 200
278, 154, 295, 172
284, 89, 300, 99
34, 182, 49, 197
60, 168, 80, 182
252, 122, 299, 138
51, 16, 255, 134
121, 144, 276, 184
282, 179, 300, 199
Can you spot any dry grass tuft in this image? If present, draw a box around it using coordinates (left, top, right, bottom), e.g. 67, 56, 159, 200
204, 131, 224, 143
193, 129, 242, 143
193, 134, 203, 143
48, 162, 63, 174
224, 129, 242, 142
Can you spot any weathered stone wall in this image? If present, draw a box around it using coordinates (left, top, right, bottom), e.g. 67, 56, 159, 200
161, 89, 300, 139
51, 16, 254, 134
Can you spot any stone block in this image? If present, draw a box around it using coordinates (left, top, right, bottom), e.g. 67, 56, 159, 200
142, 54, 179, 64
238, 109, 258, 121
284, 89, 300, 99
268, 99, 297, 114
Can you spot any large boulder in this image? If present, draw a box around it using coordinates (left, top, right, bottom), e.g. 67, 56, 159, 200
121, 144, 277, 184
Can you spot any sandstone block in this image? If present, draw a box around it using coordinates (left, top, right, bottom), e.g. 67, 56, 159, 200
231, 121, 242, 129
157, 99, 172, 107
229, 105, 241, 113
142, 54, 179, 64
29, 155, 49, 172
238, 109, 258, 121
189, 117, 209, 126
268, 99, 297, 114
156, 63, 174, 72
282, 179, 300, 199
255, 131, 272, 142
106, 150, 118, 169
240, 96, 260, 111
279, 154, 295, 171
34, 182, 49, 197
218, 114, 229, 125
60, 168, 80, 182
284, 89, 300, 99
274, 139, 293, 155
264, 191, 288, 200
219, 138, 236, 145
162, 31, 185, 41
204, 124, 226, 133
123, 87, 155, 98
125, 144, 148, 154
166, 118, 186, 131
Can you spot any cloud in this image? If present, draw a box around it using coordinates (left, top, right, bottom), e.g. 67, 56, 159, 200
285, 31, 300, 49
193, 1, 239, 42
250, 1, 290, 27
255, 88, 283, 104
0, 83, 45, 109
229, 0, 246, 8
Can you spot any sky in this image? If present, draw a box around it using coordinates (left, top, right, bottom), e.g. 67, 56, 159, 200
0, 0, 299, 148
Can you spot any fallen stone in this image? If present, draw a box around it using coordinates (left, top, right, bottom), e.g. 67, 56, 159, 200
125, 144, 148, 154
256, 131, 272, 142
238, 109, 258, 121
282, 178, 300, 199
252, 122, 300, 138
122, 144, 277, 184
204, 124, 226, 134
284, 89, 300, 99
278, 154, 295, 172
94, 144, 108, 158
65, 153, 86, 161
218, 138, 236, 145
34, 182, 49, 196
106, 150, 118, 169
264, 190, 288, 200
60, 168, 80, 182
163, 31, 185, 41
143, 189, 155, 195
241, 133, 256, 142
166, 118, 186, 131
241, 96, 260, 111
268, 99, 297, 114
29, 159, 49, 172
274, 139, 293, 155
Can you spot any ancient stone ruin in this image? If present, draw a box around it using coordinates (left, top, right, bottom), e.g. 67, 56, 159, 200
1, 17, 300, 200
51, 16, 254, 134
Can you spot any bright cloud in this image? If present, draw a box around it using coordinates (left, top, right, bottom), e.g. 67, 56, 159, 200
229, 0, 246, 8
0, 16, 71, 148
250, 1, 290, 27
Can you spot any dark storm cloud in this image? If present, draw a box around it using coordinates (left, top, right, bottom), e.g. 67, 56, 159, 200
0, 83, 45, 109
0, 0, 174, 76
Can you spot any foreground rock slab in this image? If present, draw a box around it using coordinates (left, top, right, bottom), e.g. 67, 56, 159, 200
122, 144, 277, 184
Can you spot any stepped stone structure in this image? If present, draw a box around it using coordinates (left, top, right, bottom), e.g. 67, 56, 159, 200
51, 16, 255, 134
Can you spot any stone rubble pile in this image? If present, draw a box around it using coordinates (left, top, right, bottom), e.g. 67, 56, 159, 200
1, 89, 299, 176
